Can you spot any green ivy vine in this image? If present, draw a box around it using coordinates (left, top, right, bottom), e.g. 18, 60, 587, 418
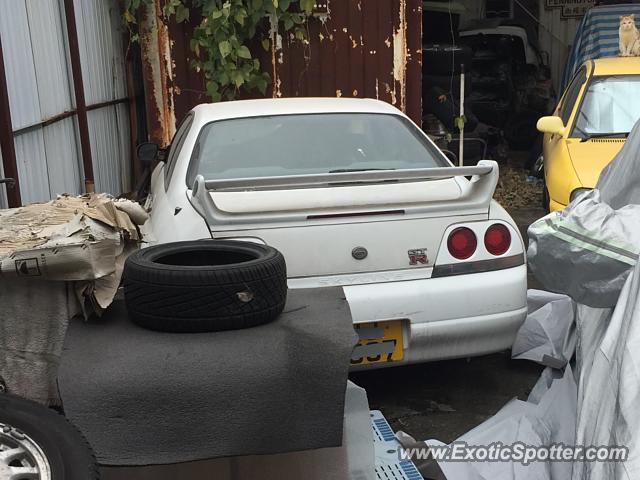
123, 0, 315, 102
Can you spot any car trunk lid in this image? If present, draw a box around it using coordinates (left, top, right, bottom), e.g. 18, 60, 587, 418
188, 162, 499, 278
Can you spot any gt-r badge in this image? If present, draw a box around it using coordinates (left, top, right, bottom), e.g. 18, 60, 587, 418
408, 249, 428, 265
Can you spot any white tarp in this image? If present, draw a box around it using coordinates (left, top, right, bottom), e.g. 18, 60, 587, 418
512, 290, 576, 369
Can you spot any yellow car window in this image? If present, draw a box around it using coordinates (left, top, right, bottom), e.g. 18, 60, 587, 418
573, 75, 640, 138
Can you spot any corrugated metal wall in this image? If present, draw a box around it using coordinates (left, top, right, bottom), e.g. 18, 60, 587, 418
0, 0, 132, 206
168, 0, 423, 128
538, 2, 581, 93
269, 0, 423, 123
74, 0, 132, 194
0, 0, 72, 204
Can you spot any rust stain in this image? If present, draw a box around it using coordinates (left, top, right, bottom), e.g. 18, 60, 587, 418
392, 0, 408, 112
140, 1, 175, 146
161, 0, 421, 125
269, 14, 283, 97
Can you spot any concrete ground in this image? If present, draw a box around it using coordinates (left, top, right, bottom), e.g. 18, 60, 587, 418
351, 206, 548, 443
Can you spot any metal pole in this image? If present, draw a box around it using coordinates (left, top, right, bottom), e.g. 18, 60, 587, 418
458, 64, 465, 167
0, 34, 21, 207
63, 0, 95, 193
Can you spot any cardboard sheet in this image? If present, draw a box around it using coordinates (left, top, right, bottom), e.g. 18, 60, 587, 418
0, 194, 147, 404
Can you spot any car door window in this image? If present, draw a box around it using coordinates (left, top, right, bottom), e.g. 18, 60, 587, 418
164, 115, 194, 190
560, 67, 587, 125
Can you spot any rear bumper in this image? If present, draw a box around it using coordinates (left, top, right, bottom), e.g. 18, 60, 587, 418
344, 264, 528, 368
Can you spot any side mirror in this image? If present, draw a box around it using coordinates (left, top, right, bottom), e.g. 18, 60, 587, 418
137, 142, 160, 167
537, 116, 566, 136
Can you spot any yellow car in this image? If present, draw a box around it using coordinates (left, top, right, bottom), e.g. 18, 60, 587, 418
537, 57, 640, 211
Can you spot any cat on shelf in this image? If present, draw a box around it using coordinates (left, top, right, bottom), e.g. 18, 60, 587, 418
619, 14, 640, 57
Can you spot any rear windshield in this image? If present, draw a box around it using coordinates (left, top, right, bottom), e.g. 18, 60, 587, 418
186, 113, 448, 184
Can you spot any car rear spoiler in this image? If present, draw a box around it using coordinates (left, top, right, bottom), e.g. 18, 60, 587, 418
189, 160, 499, 228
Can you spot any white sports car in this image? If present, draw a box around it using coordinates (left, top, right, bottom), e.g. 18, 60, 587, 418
143, 98, 527, 368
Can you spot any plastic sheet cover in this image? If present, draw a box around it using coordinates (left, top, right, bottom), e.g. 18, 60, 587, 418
414, 119, 640, 479
528, 121, 640, 307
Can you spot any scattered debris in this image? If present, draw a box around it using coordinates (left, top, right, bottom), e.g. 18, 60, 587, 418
493, 165, 542, 210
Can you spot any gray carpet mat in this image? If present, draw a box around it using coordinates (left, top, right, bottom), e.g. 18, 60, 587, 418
58, 287, 358, 466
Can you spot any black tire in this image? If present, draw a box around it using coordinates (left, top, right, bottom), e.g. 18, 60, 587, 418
0, 394, 99, 480
423, 44, 473, 75
123, 240, 287, 333
542, 184, 551, 213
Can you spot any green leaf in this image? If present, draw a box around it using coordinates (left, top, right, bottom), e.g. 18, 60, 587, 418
123, 10, 136, 24
163, 3, 176, 16
218, 71, 230, 85
219, 40, 232, 58
211, 9, 223, 19
280, 0, 291, 10
261, 38, 271, 51
295, 29, 305, 41
454, 115, 467, 131
284, 16, 294, 30
300, 0, 314, 15
206, 80, 219, 96
232, 70, 245, 87
237, 45, 252, 59
252, 0, 263, 9
234, 8, 247, 25
175, 4, 190, 23
253, 75, 268, 95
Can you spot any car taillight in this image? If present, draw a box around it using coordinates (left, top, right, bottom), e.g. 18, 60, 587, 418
484, 224, 511, 256
447, 227, 477, 260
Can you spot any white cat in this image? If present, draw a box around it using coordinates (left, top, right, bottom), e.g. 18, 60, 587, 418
619, 14, 640, 57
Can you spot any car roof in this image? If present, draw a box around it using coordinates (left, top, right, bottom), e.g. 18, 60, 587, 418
190, 97, 403, 122
590, 57, 640, 76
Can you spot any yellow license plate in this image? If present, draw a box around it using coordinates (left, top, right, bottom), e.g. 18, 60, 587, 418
351, 320, 404, 366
